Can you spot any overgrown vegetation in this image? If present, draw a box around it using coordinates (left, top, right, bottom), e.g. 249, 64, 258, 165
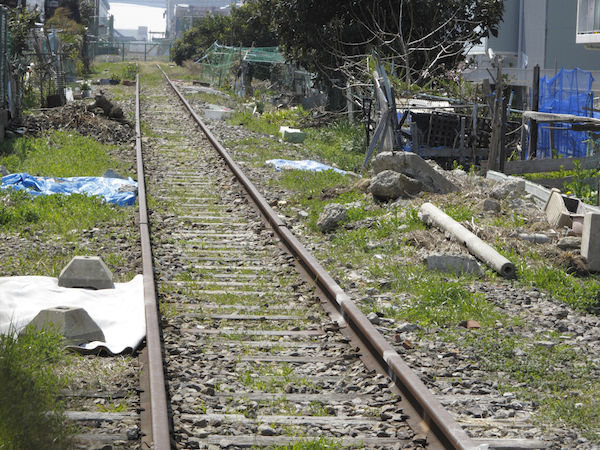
0, 131, 132, 177
0, 131, 132, 236
0, 325, 73, 449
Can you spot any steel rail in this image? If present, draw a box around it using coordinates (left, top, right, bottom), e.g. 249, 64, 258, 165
158, 66, 482, 450
135, 74, 171, 450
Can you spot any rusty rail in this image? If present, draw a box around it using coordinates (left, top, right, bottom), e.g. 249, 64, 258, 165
136, 74, 171, 450
158, 66, 481, 450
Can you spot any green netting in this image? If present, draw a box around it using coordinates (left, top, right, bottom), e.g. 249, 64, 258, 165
195, 42, 286, 88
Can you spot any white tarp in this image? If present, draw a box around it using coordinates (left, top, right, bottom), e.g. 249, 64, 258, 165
0, 275, 145, 355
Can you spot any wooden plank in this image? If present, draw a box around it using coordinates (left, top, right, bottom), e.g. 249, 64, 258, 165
66, 411, 138, 421
504, 155, 600, 175
418, 147, 489, 158
210, 314, 303, 320
528, 176, 597, 190
204, 435, 410, 447
179, 413, 389, 426
74, 433, 129, 443
187, 328, 326, 337
213, 392, 364, 401
59, 389, 131, 399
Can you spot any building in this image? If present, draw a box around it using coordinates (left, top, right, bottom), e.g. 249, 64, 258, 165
465, 0, 600, 91
166, 0, 234, 38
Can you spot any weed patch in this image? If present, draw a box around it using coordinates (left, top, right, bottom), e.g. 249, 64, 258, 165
0, 325, 73, 449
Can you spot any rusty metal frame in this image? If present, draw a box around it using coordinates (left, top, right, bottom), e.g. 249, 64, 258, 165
159, 66, 480, 450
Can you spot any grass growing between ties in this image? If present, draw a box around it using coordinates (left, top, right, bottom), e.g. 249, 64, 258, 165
464, 331, 600, 440
0, 325, 73, 450
265, 437, 345, 450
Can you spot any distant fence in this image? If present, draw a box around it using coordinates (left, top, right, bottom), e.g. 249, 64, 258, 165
0, 7, 7, 110
90, 42, 172, 62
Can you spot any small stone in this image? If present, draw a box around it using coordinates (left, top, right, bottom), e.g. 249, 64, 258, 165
482, 198, 501, 212
396, 322, 419, 333
258, 424, 276, 436
316, 203, 347, 232
220, 438, 233, 448
413, 434, 428, 445
467, 320, 480, 329
367, 312, 380, 324
125, 425, 139, 440
557, 236, 581, 251
188, 437, 202, 449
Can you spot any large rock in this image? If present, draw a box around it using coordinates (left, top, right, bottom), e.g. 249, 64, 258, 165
317, 203, 347, 232
372, 152, 456, 194
369, 170, 426, 201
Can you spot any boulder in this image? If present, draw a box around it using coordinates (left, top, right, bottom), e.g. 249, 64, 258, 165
317, 203, 347, 232
369, 170, 426, 201
489, 180, 525, 199
372, 152, 456, 194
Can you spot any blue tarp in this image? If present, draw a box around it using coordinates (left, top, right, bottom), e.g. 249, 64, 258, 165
265, 159, 347, 175
1, 173, 138, 206
535, 68, 594, 158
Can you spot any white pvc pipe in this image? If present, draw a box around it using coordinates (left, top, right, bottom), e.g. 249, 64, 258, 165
419, 202, 516, 279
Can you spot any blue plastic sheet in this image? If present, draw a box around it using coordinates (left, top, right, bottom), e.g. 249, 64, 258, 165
534, 68, 594, 158
266, 159, 347, 175
1, 173, 138, 206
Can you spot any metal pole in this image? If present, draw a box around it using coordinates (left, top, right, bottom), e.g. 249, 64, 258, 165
530, 64, 540, 158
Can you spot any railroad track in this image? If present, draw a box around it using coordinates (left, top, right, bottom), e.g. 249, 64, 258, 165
126, 67, 549, 450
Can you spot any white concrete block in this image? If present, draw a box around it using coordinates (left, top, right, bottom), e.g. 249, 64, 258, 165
205, 108, 232, 120
582, 212, 600, 272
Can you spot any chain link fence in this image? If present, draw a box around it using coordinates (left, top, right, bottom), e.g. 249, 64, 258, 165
90, 41, 173, 63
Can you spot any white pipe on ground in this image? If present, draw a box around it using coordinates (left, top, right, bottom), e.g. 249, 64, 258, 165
419, 202, 516, 279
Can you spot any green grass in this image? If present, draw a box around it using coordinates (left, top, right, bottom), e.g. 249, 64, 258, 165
266, 437, 345, 450
0, 131, 132, 178
0, 325, 73, 450
0, 189, 130, 235
368, 263, 503, 328
496, 247, 600, 311
465, 331, 600, 439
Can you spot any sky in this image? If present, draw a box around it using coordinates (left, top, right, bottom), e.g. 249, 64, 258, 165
110, 2, 167, 33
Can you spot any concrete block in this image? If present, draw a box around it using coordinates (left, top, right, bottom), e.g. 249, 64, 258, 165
205, 107, 232, 120
545, 188, 586, 229
279, 126, 306, 143
426, 253, 481, 275
58, 256, 114, 289
582, 213, 600, 272
24, 306, 105, 345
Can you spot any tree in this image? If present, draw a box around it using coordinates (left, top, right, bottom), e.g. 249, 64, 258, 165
272, 0, 504, 87
7, 7, 41, 117
171, 0, 277, 66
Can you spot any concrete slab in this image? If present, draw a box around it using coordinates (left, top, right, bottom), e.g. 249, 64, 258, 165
582, 213, 600, 272
58, 256, 114, 289
205, 106, 232, 120
24, 306, 105, 345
